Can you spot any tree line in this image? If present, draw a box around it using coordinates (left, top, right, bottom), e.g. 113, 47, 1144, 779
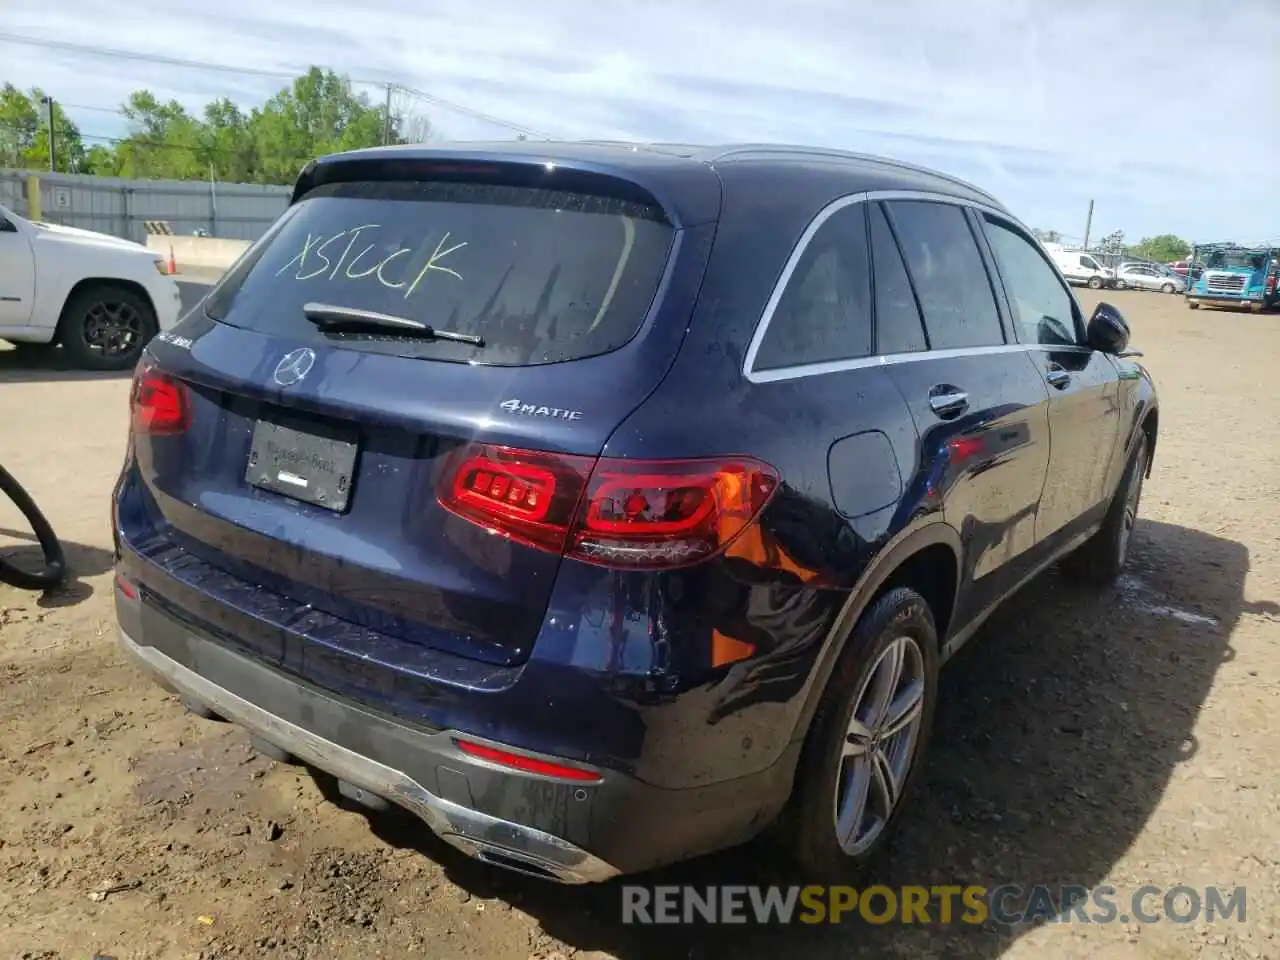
0, 67, 430, 185
1033, 228, 1191, 264
0, 70, 1200, 263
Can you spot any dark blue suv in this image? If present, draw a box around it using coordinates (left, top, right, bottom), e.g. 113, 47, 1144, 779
113, 142, 1157, 883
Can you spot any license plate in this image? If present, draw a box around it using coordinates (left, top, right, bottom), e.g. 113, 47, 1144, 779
246, 420, 358, 512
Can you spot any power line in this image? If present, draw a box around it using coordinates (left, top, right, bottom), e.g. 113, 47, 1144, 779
0, 31, 555, 137
395, 85, 551, 140
0, 121, 248, 157
0, 32, 319, 81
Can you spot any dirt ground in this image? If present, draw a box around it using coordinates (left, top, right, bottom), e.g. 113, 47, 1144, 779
2, 289, 1278, 960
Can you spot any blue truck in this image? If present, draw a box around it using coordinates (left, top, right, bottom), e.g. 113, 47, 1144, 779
1185, 242, 1280, 312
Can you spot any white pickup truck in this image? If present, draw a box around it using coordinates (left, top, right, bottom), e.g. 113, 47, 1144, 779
0, 203, 182, 370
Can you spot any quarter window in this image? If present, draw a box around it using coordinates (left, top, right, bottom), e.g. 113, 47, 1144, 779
884, 201, 1004, 350
983, 217, 1079, 346
752, 203, 873, 371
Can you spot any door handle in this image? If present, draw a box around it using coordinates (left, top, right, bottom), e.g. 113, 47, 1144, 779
1045, 364, 1071, 389
928, 385, 969, 419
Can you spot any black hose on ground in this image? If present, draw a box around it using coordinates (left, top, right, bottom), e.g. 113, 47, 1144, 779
0, 465, 68, 591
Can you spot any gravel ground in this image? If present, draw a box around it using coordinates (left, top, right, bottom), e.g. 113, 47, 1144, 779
2, 289, 1278, 960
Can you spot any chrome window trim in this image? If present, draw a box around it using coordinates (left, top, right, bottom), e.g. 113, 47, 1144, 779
748, 344, 1028, 384
742, 188, 1050, 384
740, 192, 871, 379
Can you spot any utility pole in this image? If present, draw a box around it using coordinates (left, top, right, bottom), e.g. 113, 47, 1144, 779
383, 84, 393, 145
1083, 199, 1094, 251
43, 95, 56, 172
209, 161, 218, 237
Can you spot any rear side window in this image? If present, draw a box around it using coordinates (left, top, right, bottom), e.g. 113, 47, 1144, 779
752, 203, 873, 371
203, 180, 673, 366
868, 204, 928, 354
983, 217, 1079, 346
884, 201, 1004, 350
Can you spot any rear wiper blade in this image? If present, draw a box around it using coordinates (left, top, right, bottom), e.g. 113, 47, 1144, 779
302, 302, 484, 346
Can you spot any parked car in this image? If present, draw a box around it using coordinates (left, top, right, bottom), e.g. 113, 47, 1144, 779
1116, 262, 1186, 294
1049, 247, 1117, 289
114, 142, 1158, 883
0, 204, 182, 370
1168, 260, 1203, 281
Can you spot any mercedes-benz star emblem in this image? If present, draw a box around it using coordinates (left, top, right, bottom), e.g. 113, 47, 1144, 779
273, 347, 316, 387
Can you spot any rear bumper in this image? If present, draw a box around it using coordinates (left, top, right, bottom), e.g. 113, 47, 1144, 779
118, 624, 620, 884
117, 585, 790, 881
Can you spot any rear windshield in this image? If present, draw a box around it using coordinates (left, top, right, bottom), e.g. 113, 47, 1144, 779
204, 180, 674, 366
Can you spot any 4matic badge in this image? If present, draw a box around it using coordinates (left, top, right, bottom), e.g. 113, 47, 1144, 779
499, 398, 583, 421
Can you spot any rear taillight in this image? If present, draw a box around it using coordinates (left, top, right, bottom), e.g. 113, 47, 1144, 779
442, 444, 595, 554
437, 445, 779, 570
570, 457, 779, 568
130, 359, 189, 436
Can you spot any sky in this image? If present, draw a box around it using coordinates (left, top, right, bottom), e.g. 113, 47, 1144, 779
3, 0, 1277, 243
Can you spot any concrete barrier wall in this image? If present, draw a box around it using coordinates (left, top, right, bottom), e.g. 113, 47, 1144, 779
146, 235, 252, 271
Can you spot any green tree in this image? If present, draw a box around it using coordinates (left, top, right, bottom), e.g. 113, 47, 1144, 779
1129, 234, 1190, 263
1094, 230, 1127, 255
0, 83, 87, 172
202, 98, 258, 183
113, 91, 207, 180
248, 68, 397, 183
84, 143, 122, 176
3, 68, 422, 184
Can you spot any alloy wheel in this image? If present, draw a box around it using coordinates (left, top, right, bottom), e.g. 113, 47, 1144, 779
1117, 451, 1146, 565
833, 635, 926, 856
82, 300, 144, 360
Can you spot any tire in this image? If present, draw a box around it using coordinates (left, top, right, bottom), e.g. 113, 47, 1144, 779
781, 587, 939, 880
1161, 282, 1175, 294
1088, 276, 1104, 289
1062, 434, 1148, 586
0, 465, 67, 591
57, 284, 157, 372
1115, 280, 1128, 290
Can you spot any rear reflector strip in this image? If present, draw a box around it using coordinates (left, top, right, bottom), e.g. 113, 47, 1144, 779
453, 739, 602, 782
115, 572, 138, 600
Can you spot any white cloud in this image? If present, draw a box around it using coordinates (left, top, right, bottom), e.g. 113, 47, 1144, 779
3, 0, 1277, 240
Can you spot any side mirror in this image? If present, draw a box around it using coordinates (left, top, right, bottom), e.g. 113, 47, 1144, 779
1087, 302, 1130, 355
0, 216, 16, 233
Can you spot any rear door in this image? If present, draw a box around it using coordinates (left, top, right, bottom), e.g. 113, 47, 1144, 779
872, 199, 1051, 637
131, 172, 706, 667
978, 213, 1122, 543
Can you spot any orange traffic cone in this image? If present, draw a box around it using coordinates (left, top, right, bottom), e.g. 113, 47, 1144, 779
168, 245, 178, 276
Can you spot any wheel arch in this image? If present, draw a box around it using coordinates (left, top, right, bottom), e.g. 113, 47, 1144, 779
1140, 404, 1158, 477
788, 521, 962, 748
57, 278, 158, 336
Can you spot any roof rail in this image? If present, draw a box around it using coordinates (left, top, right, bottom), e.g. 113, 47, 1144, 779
707, 143, 1004, 206
558, 140, 1003, 206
